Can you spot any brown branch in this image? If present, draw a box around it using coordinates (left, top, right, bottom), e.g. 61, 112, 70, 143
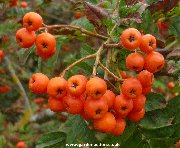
98, 62, 123, 82
104, 43, 121, 48
40, 24, 108, 40
60, 53, 96, 77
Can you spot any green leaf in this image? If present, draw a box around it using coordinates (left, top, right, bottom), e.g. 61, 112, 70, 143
65, 115, 98, 144
145, 93, 166, 112
36, 131, 66, 148
150, 137, 177, 148
170, 16, 180, 37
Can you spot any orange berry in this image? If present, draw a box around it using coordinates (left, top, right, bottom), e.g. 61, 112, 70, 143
128, 108, 145, 122
113, 94, 133, 118
167, 82, 175, 89
84, 97, 108, 119
177, 140, 180, 148
132, 94, 146, 112
144, 51, 165, 73
94, 112, 116, 133
139, 34, 156, 53
137, 70, 154, 87
67, 75, 87, 96
74, 10, 84, 19
126, 53, 144, 72
86, 77, 107, 99
121, 28, 141, 50
16, 28, 36, 48
63, 94, 85, 114
142, 86, 152, 95
0, 50, 4, 62
35, 33, 56, 60
48, 97, 65, 112
33, 98, 45, 104
23, 12, 43, 31
102, 90, 115, 109
29, 73, 49, 94
122, 78, 142, 98
111, 118, 126, 135
9, 0, 18, 7
0, 85, 10, 94
47, 77, 67, 99
16, 141, 25, 148
20, 1, 28, 8
120, 70, 127, 79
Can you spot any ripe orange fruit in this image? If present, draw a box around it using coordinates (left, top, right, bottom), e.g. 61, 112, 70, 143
94, 112, 116, 133
86, 77, 107, 99
35, 33, 56, 60
132, 94, 146, 112
121, 28, 141, 50
177, 140, 180, 148
113, 94, 133, 118
126, 53, 144, 72
84, 97, 108, 119
9, 0, 18, 7
0, 50, 4, 62
137, 70, 154, 87
29, 73, 49, 94
63, 94, 85, 114
128, 108, 145, 122
48, 97, 65, 112
0, 85, 10, 94
102, 90, 115, 109
74, 10, 84, 19
139, 34, 156, 53
47, 77, 67, 99
16, 141, 25, 148
20, 1, 28, 8
16, 28, 36, 48
167, 82, 175, 89
122, 78, 142, 98
144, 51, 165, 73
67, 75, 87, 96
111, 118, 126, 135
33, 98, 45, 104
142, 86, 152, 95
23, 12, 43, 31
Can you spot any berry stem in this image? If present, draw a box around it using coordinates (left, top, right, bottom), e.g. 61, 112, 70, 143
60, 53, 96, 77
98, 62, 123, 82
40, 24, 108, 40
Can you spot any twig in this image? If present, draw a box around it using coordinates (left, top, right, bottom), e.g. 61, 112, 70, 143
104, 43, 121, 48
98, 62, 122, 82
4, 57, 33, 115
60, 53, 96, 77
40, 24, 108, 40
104, 49, 111, 79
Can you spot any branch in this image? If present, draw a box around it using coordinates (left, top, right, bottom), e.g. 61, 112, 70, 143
4, 57, 33, 115
98, 62, 123, 82
40, 24, 108, 40
104, 49, 111, 79
104, 43, 121, 48
60, 53, 96, 77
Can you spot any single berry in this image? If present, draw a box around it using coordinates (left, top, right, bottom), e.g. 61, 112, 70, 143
102, 90, 115, 109
137, 70, 154, 87
132, 94, 146, 112
48, 97, 65, 112
111, 118, 126, 135
128, 108, 145, 122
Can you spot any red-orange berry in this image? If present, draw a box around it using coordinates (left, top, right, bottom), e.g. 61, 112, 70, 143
33, 97, 45, 104
29, 73, 49, 94
132, 94, 146, 112
177, 140, 180, 148
121, 28, 141, 50
16, 141, 25, 148
67, 75, 87, 96
94, 112, 116, 133
23, 12, 43, 31
128, 108, 145, 122
139, 34, 156, 53
0, 50, 4, 62
102, 90, 115, 109
86, 77, 107, 99
47, 77, 67, 99
48, 97, 65, 112
16, 28, 36, 48
167, 82, 175, 89
0, 85, 10, 94
137, 70, 154, 87
114, 94, 133, 118
35, 33, 56, 60
74, 10, 84, 19
111, 118, 126, 135
144, 51, 165, 73
122, 78, 142, 98
20, 1, 28, 8
63, 95, 85, 114
84, 97, 108, 119
126, 53, 144, 72
142, 86, 152, 95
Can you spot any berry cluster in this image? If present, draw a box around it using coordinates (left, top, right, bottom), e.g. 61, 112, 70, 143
28, 27, 165, 135
9, 0, 28, 8
16, 12, 56, 60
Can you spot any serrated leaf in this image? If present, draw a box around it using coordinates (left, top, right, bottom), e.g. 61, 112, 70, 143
150, 137, 177, 148
145, 93, 166, 112
65, 115, 98, 144
36, 132, 66, 148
